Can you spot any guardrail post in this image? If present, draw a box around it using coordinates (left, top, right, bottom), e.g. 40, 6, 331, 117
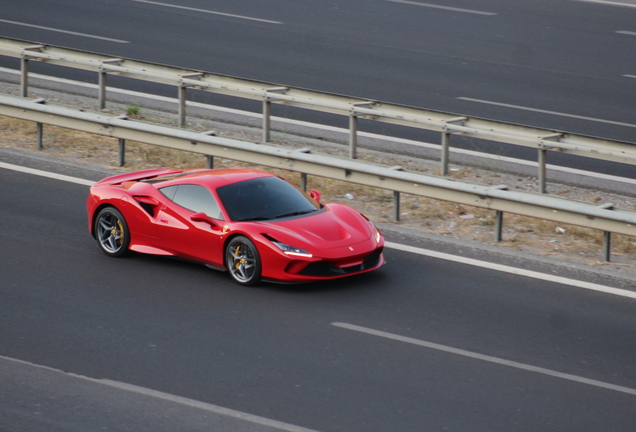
440, 117, 466, 176
349, 102, 375, 159
441, 131, 450, 176
538, 147, 547, 194
36, 122, 43, 149
349, 114, 358, 159
118, 138, 126, 167
262, 100, 271, 143
199, 131, 216, 168
301, 173, 307, 191
597, 203, 615, 262
20, 57, 29, 97
32, 98, 47, 149
19, 45, 46, 97
98, 59, 123, 109
389, 167, 405, 222
295, 149, 311, 191
495, 210, 504, 242
603, 231, 612, 262
538, 134, 562, 194
178, 86, 187, 127
98, 71, 107, 110
262, 88, 288, 143
177, 73, 204, 127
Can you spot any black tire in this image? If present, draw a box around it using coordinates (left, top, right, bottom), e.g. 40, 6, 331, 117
225, 236, 262, 286
94, 207, 130, 257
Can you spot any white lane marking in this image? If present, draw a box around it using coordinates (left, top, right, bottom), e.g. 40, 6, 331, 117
0, 161, 95, 186
0, 19, 130, 43
333, 323, 636, 396
0, 355, 321, 432
2, 67, 635, 188
625, 74, 636, 79
572, 0, 636, 8
99, 379, 320, 432
384, 0, 497, 15
130, 0, 283, 24
616, 30, 636, 35
458, 97, 636, 129
385, 241, 636, 300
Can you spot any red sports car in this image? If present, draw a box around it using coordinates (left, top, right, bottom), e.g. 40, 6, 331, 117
87, 168, 385, 285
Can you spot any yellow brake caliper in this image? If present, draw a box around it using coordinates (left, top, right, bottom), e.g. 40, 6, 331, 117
235, 245, 242, 269
116, 220, 124, 245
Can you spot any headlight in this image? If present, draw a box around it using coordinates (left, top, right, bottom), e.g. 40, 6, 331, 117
371, 222, 381, 244
272, 241, 313, 257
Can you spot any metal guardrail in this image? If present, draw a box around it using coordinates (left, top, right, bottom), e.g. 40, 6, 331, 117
1, 36, 635, 196
1, 93, 635, 264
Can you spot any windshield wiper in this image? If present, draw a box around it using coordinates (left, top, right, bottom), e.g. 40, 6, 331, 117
236, 209, 316, 222
235, 216, 274, 222
272, 209, 316, 219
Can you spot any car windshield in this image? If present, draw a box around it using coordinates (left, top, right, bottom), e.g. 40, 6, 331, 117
216, 176, 319, 222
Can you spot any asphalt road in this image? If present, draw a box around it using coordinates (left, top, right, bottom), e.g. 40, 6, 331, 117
1, 156, 636, 431
1, 0, 635, 176
2, 2, 636, 430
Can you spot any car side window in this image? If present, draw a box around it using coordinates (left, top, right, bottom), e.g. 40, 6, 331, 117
159, 184, 223, 220
160, 185, 178, 200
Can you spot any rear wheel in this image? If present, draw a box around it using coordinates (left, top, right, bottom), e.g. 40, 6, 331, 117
225, 236, 261, 286
95, 207, 130, 257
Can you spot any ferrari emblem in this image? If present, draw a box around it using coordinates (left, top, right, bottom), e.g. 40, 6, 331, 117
222, 225, 229, 233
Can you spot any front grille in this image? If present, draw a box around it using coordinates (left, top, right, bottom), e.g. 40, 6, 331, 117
298, 249, 383, 277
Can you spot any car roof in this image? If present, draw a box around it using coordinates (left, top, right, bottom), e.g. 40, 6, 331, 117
147, 168, 275, 189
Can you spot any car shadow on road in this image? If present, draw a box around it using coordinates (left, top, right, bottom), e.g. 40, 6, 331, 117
262, 269, 390, 294
114, 252, 390, 294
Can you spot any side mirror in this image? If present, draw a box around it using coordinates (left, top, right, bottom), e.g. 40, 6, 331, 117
190, 212, 218, 227
309, 189, 321, 203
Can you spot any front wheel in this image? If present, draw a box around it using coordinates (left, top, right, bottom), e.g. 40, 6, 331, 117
225, 236, 261, 286
95, 207, 130, 257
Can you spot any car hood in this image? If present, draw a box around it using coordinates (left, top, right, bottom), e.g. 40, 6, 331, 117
258, 204, 372, 251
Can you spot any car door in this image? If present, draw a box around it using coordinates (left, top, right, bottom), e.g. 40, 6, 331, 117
155, 184, 226, 266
